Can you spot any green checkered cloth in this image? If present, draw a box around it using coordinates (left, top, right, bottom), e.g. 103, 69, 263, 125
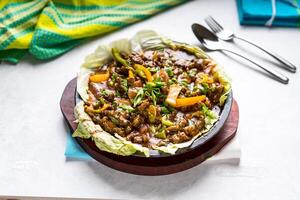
0, 0, 186, 64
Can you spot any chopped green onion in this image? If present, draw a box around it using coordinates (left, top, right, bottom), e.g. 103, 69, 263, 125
153, 77, 162, 82
155, 81, 165, 88
121, 79, 128, 93
154, 130, 166, 139
165, 67, 174, 77
146, 82, 156, 88
188, 68, 197, 77
161, 116, 174, 126
111, 72, 117, 83
181, 80, 189, 87
161, 106, 170, 114
119, 104, 135, 112
201, 104, 215, 119
148, 67, 160, 73
101, 89, 110, 96
133, 89, 144, 107
168, 77, 178, 85
115, 90, 121, 97
143, 80, 165, 105
162, 102, 175, 113
151, 91, 157, 105
109, 116, 119, 125
193, 85, 199, 92
200, 83, 209, 95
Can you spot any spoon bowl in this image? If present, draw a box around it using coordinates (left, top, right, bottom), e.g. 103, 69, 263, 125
191, 23, 289, 84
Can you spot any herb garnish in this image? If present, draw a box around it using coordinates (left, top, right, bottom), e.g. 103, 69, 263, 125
165, 67, 174, 77
120, 78, 128, 93
181, 80, 189, 88
188, 68, 197, 77
143, 79, 165, 105
119, 104, 135, 112
133, 89, 144, 107
148, 66, 160, 73
200, 83, 209, 94
115, 90, 121, 97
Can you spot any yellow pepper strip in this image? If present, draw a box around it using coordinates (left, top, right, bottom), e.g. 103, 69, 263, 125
128, 70, 135, 79
199, 73, 214, 84
134, 64, 153, 82
99, 103, 110, 112
90, 103, 110, 113
147, 105, 157, 123
207, 77, 214, 83
89, 73, 110, 83
85, 103, 110, 113
175, 95, 206, 107
165, 85, 182, 107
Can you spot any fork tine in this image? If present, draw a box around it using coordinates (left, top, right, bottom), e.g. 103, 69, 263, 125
207, 16, 223, 31
204, 17, 220, 33
204, 17, 216, 32
206, 16, 222, 33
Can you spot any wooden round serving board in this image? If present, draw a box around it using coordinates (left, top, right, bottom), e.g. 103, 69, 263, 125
60, 78, 239, 176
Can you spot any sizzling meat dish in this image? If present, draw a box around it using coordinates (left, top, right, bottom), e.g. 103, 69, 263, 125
83, 47, 225, 149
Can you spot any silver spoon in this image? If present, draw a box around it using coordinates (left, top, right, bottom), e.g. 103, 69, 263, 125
191, 23, 289, 84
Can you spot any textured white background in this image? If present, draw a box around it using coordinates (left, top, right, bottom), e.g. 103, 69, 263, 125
1, 0, 300, 199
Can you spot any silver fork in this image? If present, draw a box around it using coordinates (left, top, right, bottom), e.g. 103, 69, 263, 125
205, 16, 297, 73
191, 23, 289, 84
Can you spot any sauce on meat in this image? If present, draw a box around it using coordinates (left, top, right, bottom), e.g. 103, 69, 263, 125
84, 48, 224, 149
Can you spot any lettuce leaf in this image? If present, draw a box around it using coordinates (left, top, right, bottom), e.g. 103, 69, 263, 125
81, 45, 111, 69
72, 122, 91, 139
214, 67, 232, 106
73, 101, 150, 157
76, 68, 93, 101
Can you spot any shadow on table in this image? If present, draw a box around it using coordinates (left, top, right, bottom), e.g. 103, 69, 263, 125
85, 161, 239, 198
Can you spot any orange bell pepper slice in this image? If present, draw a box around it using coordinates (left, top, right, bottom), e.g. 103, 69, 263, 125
134, 64, 153, 82
175, 95, 206, 107
89, 72, 110, 83
166, 85, 206, 107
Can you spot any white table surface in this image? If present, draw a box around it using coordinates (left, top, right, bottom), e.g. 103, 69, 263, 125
1, 0, 300, 199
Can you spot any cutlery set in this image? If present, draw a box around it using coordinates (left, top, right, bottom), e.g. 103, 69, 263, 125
192, 16, 297, 84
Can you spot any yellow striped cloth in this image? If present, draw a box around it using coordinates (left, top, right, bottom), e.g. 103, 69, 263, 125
0, 0, 186, 64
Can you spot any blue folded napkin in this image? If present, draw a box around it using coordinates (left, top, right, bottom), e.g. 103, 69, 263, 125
237, 0, 300, 27
65, 133, 92, 160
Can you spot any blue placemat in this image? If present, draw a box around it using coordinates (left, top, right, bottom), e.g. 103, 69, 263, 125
236, 0, 300, 27
65, 133, 92, 160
